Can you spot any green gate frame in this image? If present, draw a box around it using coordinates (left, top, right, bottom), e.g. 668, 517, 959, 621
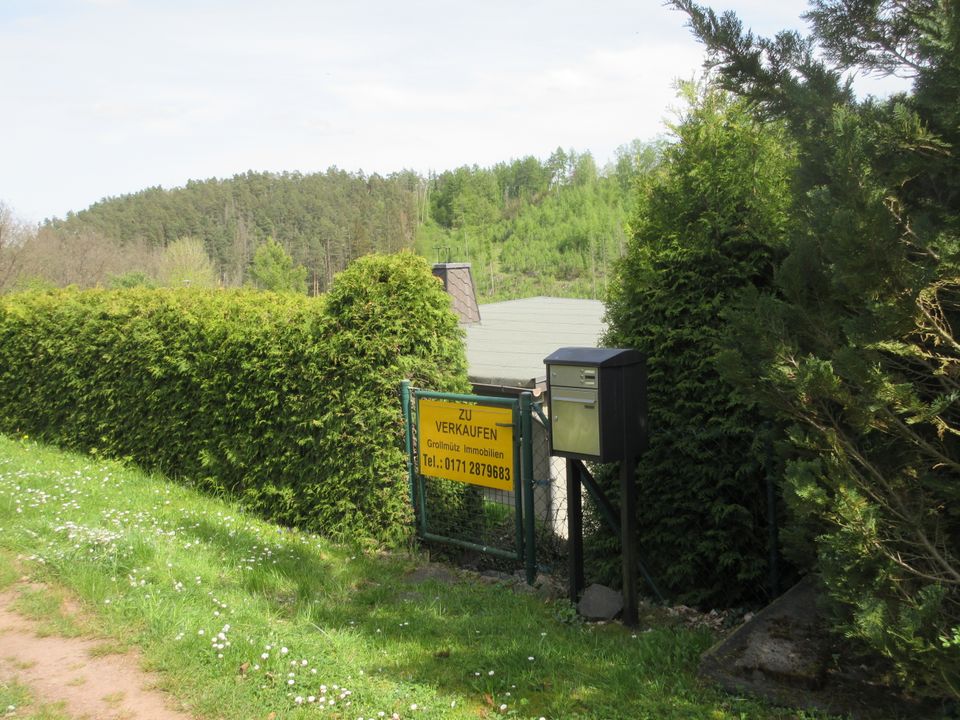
401, 380, 537, 584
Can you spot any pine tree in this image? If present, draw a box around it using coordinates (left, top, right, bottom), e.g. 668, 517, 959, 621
250, 237, 308, 294
672, 0, 960, 696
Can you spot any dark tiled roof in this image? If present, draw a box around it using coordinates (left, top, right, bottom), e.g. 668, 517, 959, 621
432, 263, 480, 324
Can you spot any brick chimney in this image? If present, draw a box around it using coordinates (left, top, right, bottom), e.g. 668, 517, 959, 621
432, 262, 481, 325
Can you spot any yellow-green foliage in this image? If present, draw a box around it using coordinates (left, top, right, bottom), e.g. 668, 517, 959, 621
0, 253, 469, 543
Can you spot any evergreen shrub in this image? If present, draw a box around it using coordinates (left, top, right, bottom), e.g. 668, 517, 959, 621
670, 0, 960, 695
597, 84, 795, 607
0, 253, 469, 543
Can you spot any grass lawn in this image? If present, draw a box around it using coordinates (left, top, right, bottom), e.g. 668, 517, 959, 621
0, 435, 842, 720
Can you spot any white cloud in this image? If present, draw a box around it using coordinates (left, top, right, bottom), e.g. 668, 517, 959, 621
0, 0, 911, 222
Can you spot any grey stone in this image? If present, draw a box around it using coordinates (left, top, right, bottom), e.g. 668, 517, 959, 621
698, 576, 937, 718
577, 583, 623, 621
733, 631, 825, 689
534, 574, 563, 601
701, 577, 827, 693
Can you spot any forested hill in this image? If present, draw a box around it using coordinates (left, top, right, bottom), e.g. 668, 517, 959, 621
45, 169, 425, 294
26, 142, 659, 299
419, 143, 659, 300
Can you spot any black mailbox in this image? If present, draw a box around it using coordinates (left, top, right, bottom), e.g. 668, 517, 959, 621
544, 347, 646, 463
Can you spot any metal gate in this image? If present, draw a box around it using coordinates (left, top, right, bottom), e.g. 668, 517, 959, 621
400, 381, 536, 584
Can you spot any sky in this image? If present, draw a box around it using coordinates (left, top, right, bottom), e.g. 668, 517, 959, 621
0, 0, 911, 223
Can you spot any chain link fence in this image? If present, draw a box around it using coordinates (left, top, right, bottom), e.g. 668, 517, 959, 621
407, 388, 573, 579
419, 477, 522, 559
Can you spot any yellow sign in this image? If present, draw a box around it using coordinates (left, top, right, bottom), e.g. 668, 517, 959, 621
417, 398, 515, 491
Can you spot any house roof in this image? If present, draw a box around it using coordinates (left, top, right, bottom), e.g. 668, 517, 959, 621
465, 296, 607, 388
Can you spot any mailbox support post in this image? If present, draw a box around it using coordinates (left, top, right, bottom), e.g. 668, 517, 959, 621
620, 454, 639, 627
566, 458, 585, 603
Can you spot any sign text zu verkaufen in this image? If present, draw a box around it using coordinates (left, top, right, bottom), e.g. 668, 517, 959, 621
417, 398, 514, 492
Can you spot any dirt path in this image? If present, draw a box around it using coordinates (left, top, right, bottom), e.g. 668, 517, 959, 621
0, 582, 195, 720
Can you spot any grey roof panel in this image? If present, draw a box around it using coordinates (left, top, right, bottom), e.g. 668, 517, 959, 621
465, 297, 607, 387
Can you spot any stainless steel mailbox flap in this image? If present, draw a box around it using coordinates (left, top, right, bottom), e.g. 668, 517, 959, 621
551, 387, 600, 457
550, 365, 597, 388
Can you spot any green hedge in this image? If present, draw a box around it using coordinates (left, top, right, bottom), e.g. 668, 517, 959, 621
0, 253, 469, 543
599, 85, 795, 607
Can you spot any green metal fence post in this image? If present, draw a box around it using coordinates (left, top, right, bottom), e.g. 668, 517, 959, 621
400, 380, 419, 533
520, 392, 536, 585
512, 401, 524, 565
